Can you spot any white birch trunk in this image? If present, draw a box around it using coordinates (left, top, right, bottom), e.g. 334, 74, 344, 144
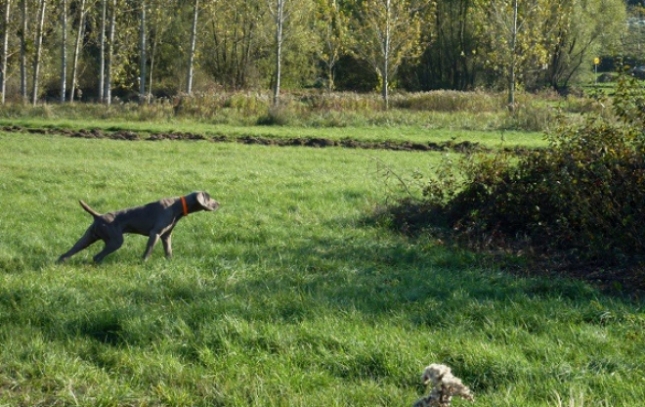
508, 0, 518, 111
20, 0, 27, 103
70, 0, 87, 102
186, 0, 199, 95
32, 0, 47, 105
1, 0, 10, 104
60, 0, 68, 102
272, 0, 285, 106
99, 0, 106, 102
105, 0, 116, 105
382, 0, 390, 109
149, 34, 155, 99
139, 0, 146, 103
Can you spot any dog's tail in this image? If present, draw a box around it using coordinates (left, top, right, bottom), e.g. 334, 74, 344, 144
79, 200, 102, 218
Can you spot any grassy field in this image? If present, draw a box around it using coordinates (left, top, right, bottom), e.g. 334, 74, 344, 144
0, 116, 545, 149
1, 129, 644, 407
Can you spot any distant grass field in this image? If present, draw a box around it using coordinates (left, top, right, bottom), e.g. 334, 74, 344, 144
0, 116, 546, 150
1, 131, 644, 406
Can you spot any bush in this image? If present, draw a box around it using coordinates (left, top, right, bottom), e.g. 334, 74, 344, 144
392, 75, 645, 264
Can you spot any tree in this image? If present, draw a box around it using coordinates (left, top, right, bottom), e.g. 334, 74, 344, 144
201, 0, 269, 89
1, 0, 10, 104
485, 0, 558, 110
144, 0, 178, 98
60, 0, 68, 102
186, 0, 199, 94
268, 0, 288, 105
267, 0, 315, 105
409, 0, 485, 91
70, 0, 88, 102
312, 0, 348, 91
31, 0, 46, 105
99, 0, 106, 101
104, 0, 116, 105
546, 0, 625, 90
139, 0, 147, 102
19, 0, 27, 102
349, 0, 427, 108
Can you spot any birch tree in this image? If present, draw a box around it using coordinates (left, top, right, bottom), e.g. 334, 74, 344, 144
20, 0, 27, 102
267, 0, 314, 105
350, 0, 427, 108
485, 0, 558, 110
139, 0, 146, 102
104, 0, 116, 105
60, 0, 67, 102
70, 0, 87, 102
1, 0, 10, 104
186, 0, 199, 94
312, 0, 348, 92
31, 0, 46, 105
268, 0, 287, 105
99, 0, 106, 101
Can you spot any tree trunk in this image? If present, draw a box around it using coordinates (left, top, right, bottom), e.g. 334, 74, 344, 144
1, 0, 10, 104
32, 0, 47, 106
99, 0, 106, 102
20, 0, 27, 103
60, 0, 68, 102
272, 0, 285, 106
139, 0, 147, 104
382, 0, 390, 110
507, 0, 518, 111
139, 0, 146, 103
186, 0, 199, 94
149, 31, 156, 99
105, 0, 116, 105
70, 0, 87, 102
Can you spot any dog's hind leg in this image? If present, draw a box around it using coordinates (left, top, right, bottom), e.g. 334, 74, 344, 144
93, 234, 124, 263
57, 229, 99, 263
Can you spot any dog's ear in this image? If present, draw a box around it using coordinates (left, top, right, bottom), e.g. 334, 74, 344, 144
196, 191, 219, 211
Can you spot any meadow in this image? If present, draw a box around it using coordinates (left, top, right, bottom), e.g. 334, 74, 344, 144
0, 98, 644, 407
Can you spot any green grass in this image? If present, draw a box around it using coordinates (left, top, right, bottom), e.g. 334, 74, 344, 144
0, 116, 546, 149
1, 132, 644, 406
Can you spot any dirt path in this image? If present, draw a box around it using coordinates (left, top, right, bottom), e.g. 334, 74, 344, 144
2, 124, 525, 154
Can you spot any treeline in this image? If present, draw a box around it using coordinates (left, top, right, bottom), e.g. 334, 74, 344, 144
0, 0, 629, 106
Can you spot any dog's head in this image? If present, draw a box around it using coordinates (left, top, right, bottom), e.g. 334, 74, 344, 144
195, 191, 220, 212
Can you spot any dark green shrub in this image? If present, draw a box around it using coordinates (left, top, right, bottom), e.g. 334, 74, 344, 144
397, 75, 645, 263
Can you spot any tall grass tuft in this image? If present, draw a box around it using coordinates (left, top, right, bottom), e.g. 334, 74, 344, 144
0, 89, 607, 132
391, 90, 503, 113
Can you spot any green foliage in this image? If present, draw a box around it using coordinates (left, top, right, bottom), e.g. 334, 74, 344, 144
404, 74, 645, 262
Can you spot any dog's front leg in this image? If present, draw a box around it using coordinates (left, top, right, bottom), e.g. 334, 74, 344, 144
143, 232, 161, 260
161, 232, 173, 258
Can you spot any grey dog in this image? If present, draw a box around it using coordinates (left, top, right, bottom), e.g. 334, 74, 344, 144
57, 191, 219, 263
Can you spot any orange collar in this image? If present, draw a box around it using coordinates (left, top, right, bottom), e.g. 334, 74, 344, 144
180, 196, 189, 216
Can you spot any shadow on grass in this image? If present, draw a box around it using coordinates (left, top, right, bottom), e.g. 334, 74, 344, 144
219, 233, 603, 316
2, 210, 637, 341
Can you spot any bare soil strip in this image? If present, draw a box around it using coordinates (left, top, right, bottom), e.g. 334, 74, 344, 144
3, 125, 533, 154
